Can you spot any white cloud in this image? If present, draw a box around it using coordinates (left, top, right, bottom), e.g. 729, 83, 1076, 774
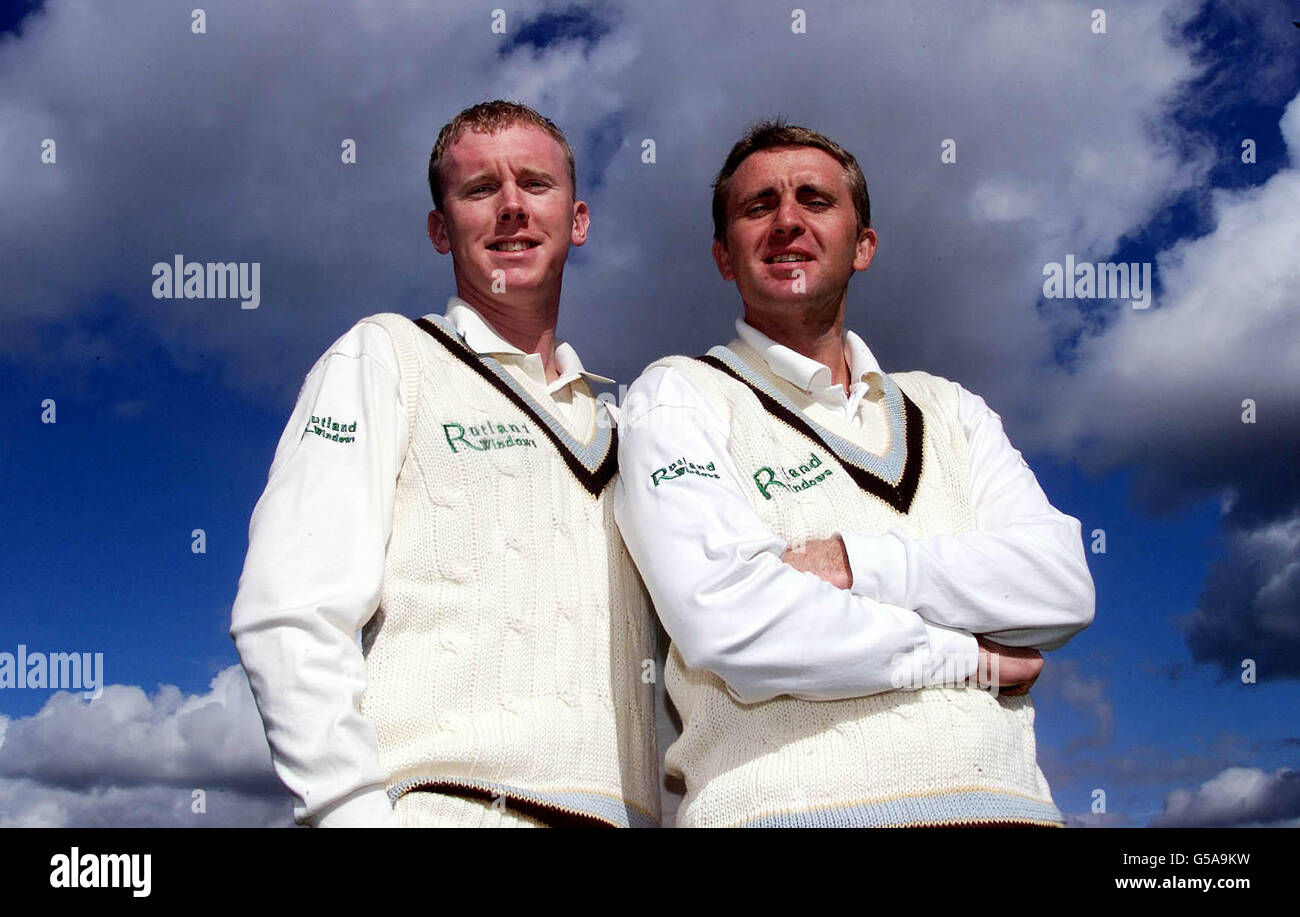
0, 665, 293, 827
968, 178, 1043, 224
1031, 88, 1300, 675
0, 777, 291, 828
1037, 89, 1300, 491
1150, 765, 1300, 827
1064, 810, 1131, 828
0, 0, 1212, 419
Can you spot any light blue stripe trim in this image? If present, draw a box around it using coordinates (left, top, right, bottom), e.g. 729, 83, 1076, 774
389, 776, 659, 828
740, 790, 1064, 828
426, 313, 613, 474
706, 345, 908, 485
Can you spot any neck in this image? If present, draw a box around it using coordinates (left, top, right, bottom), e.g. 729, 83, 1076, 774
454, 275, 562, 383
743, 294, 851, 391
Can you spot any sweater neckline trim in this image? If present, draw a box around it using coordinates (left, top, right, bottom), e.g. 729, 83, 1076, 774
697, 345, 924, 514
415, 315, 617, 496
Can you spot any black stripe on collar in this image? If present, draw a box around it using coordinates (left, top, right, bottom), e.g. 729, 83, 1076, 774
696, 354, 924, 514
414, 317, 618, 497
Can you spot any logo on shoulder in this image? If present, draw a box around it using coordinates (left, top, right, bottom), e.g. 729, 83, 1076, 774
305, 415, 358, 444
651, 457, 720, 487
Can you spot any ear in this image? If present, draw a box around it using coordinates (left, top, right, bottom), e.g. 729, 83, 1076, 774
712, 239, 735, 281
570, 199, 590, 247
428, 209, 452, 255
852, 226, 878, 272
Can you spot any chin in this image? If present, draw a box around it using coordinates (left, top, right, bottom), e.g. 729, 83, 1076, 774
754, 281, 812, 301
503, 271, 553, 295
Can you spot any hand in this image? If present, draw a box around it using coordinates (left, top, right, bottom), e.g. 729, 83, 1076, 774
976, 636, 1043, 695
781, 536, 852, 591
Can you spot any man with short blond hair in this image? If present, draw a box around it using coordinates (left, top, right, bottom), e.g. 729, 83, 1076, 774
615, 119, 1094, 828
232, 101, 660, 828
428, 101, 577, 213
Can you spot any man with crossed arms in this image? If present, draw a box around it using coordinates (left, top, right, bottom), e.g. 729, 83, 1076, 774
615, 120, 1094, 828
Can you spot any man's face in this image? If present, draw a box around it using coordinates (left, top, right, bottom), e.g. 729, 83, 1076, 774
712, 145, 876, 316
428, 123, 588, 306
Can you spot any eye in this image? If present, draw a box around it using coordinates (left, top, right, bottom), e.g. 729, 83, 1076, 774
745, 203, 770, 216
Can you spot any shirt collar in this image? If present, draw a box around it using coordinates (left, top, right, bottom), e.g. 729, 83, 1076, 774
735, 316, 883, 394
442, 296, 615, 385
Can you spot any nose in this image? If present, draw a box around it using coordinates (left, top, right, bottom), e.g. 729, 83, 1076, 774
771, 197, 804, 238
497, 181, 527, 225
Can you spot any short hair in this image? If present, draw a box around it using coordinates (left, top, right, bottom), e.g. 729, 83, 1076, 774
428, 100, 577, 211
710, 119, 871, 243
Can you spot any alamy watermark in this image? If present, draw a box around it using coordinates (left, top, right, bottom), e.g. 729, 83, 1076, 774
1042, 254, 1152, 309
152, 254, 260, 309
50, 847, 150, 897
0, 645, 103, 699
890, 646, 1003, 697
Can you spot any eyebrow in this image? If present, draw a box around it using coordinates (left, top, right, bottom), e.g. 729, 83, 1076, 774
514, 166, 557, 182
798, 182, 837, 200
737, 187, 777, 207
456, 167, 558, 194
455, 172, 492, 193
736, 183, 838, 210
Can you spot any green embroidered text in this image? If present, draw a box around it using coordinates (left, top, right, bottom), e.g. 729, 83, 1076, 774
651, 457, 720, 487
753, 452, 833, 500
305, 415, 357, 444
444, 420, 538, 453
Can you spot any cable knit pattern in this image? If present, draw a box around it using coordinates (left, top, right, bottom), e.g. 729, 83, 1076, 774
654, 338, 1062, 828
358, 313, 660, 828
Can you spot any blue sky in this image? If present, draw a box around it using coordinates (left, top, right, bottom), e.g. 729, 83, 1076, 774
1, 0, 1298, 827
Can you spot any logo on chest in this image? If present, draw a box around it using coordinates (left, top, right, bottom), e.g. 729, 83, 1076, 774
752, 451, 834, 501
443, 419, 540, 453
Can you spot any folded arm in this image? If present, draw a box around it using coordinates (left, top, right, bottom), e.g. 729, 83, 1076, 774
841, 381, 1095, 650
613, 366, 979, 706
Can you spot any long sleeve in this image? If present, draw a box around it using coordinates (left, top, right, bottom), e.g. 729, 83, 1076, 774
841, 381, 1094, 651
613, 366, 978, 706
230, 320, 407, 827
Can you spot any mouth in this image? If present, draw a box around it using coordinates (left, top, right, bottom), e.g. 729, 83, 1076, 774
763, 252, 813, 264
487, 239, 542, 252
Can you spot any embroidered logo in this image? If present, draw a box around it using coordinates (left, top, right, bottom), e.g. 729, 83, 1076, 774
305, 415, 358, 444
651, 457, 720, 487
752, 451, 834, 501
443, 419, 539, 453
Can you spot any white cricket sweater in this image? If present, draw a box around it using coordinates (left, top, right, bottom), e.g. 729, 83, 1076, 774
653, 338, 1063, 828
358, 313, 660, 827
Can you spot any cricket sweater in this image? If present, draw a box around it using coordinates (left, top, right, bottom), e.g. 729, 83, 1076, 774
357, 312, 660, 828
652, 338, 1063, 828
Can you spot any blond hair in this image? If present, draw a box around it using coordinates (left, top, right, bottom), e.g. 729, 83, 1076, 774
428, 100, 576, 211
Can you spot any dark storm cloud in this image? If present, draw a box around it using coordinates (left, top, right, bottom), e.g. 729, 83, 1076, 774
1182, 516, 1300, 681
